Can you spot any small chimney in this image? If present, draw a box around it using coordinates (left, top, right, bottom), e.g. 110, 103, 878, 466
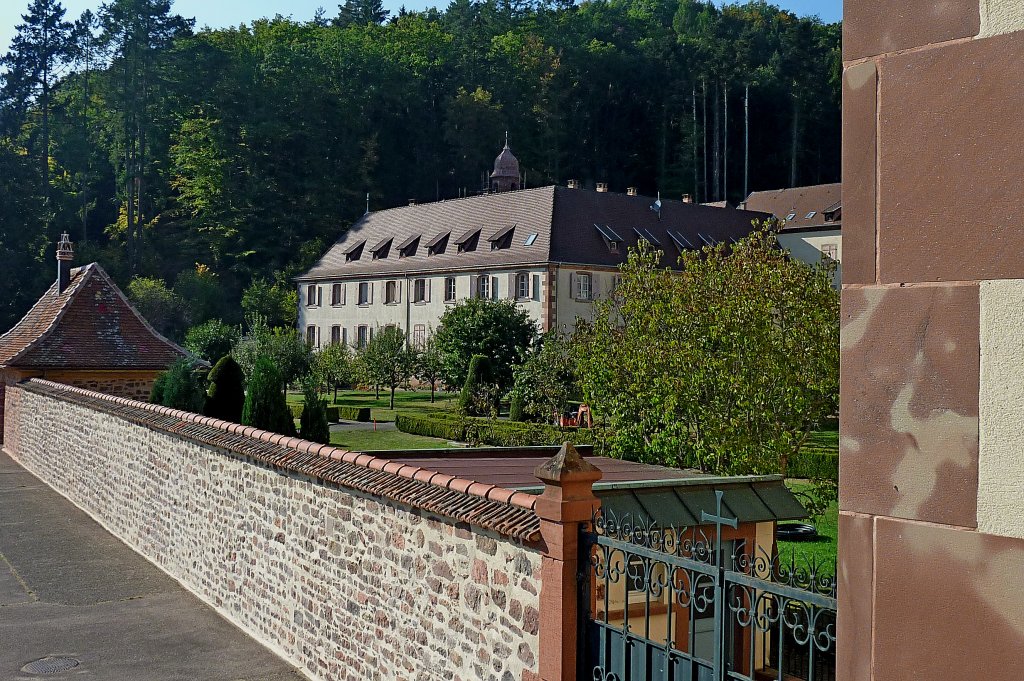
56, 232, 74, 294
408, 198, 416, 206
596, 182, 608, 193
567, 179, 580, 189
682, 193, 693, 203
626, 186, 638, 196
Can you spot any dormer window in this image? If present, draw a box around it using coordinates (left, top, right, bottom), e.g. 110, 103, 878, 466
455, 228, 481, 253
344, 240, 365, 262
371, 237, 393, 260
595, 223, 623, 253
634, 227, 661, 247
488, 224, 515, 251
667, 230, 696, 253
397, 234, 420, 258
427, 231, 449, 256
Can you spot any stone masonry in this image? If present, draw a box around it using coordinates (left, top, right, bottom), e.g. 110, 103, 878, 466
840, 1, 1024, 678
3, 384, 542, 681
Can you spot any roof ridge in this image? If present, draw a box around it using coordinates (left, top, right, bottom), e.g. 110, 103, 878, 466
0, 263, 97, 367
369, 185, 557, 216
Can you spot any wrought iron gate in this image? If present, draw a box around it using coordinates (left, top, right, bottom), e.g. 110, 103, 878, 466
579, 491, 837, 681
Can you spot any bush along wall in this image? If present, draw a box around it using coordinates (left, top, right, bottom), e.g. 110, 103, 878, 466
787, 449, 839, 481
396, 413, 597, 448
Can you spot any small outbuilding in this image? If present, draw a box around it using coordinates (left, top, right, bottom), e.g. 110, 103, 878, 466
0, 235, 193, 440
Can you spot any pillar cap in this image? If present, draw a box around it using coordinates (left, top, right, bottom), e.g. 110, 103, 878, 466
534, 442, 602, 486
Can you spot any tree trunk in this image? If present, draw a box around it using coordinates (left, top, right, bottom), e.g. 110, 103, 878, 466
390, 385, 396, 409
712, 80, 720, 202
723, 83, 728, 202
692, 87, 698, 200
744, 85, 749, 200
790, 92, 800, 188
430, 381, 435, 403
702, 80, 708, 204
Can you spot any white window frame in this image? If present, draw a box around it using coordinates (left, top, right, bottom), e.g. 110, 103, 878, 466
444, 276, 457, 302
574, 272, 592, 301
821, 243, 838, 261
413, 278, 428, 304
306, 284, 318, 307
357, 325, 369, 349
331, 283, 345, 306
412, 324, 426, 349
330, 325, 341, 344
358, 282, 370, 306
306, 325, 317, 346
477, 275, 491, 300
515, 272, 530, 300
384, 280, 400, 305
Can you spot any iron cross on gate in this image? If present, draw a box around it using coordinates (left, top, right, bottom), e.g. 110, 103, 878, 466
701, 490, 738, 680
701, 489, 739, 569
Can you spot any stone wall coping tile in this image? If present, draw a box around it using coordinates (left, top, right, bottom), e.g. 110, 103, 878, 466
14, 378, 542, 539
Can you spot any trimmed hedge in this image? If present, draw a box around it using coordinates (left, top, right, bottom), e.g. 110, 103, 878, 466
788, 449, 839, 481
396, 413, 597, 447
290, 404, 342, 422
337, 405, 371, 422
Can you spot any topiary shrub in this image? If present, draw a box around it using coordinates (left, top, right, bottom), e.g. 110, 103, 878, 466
299, 378, 331, 444
156, 358, 206, 412
459, 354, 494, 416
509, 391, 526, 422
203, 354, 245, 423
242, 356, 296, 436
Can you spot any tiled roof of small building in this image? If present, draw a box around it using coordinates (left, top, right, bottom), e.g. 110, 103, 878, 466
0, 263, 192, 370
742, 183, 842, 231
299, 186, 770, 281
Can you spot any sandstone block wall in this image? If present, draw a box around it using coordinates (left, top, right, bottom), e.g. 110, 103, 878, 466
840, 1, 1024, 678
3, 384, 541, 681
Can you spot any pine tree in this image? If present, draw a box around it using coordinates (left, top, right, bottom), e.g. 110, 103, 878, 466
157, 358, 206, 412
241, 356, 296, 436
334, 0, 389, 27
1, 0, 74, 230
299, 378, 330, 445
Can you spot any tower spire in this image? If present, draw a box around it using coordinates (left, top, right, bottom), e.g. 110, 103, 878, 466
505, 130, 509, 148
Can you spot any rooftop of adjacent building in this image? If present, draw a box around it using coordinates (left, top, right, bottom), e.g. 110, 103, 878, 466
741, 182, 842, 232
299, 183, 770, 282
0, 237, 194, 371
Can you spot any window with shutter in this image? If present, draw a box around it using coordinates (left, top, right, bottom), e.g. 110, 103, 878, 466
532, 274, 541, 301
306, 284, 317, 306
445, 277, 456, 302
491, 276, 499, 300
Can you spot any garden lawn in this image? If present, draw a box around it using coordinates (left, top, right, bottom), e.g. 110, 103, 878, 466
329, 428, 455, 451
778, 483, 838, 569
288, 389, 457, 422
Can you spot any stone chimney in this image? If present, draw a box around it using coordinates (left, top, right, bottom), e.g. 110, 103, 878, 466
567, 179, 580, 189
596, 182, 608, 193
56, 232, 74, 295
682, 193, 693, 203
626, 186, 638, 196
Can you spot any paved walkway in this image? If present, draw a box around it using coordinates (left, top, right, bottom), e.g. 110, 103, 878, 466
0, 450, 306, 681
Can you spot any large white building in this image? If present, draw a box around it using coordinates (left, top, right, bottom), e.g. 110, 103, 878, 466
297, 146, 768, 349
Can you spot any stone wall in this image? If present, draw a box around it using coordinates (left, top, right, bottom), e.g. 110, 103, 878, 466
2, 382, 542, 681
840, 2, 1024, 678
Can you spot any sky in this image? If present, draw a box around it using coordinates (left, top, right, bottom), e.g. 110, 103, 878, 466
1, 0, 842, 58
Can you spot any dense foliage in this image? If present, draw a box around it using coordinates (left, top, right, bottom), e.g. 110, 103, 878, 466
184, 319, 239, 363
203, 353, 245, 423
434, 298, 537, 392
232, 315, 311, 386
458, 353, 497, 416
507, 332, 577, 423
241, 355, 296, 435
152, 358, 206, 412
574, 229, 839, 475
0, 0, 840, 332
299, 377, 331, 444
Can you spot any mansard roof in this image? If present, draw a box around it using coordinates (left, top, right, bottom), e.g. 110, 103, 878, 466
0, 263, 193, 370
299, 186, 770, 281
742, 183, 842, 231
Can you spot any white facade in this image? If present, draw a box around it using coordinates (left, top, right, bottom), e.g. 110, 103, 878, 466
777, 229, 842, 287
297, 265, 624, 349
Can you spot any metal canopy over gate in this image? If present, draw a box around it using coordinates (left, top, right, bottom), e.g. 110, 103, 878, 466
579, 491, 837, 681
